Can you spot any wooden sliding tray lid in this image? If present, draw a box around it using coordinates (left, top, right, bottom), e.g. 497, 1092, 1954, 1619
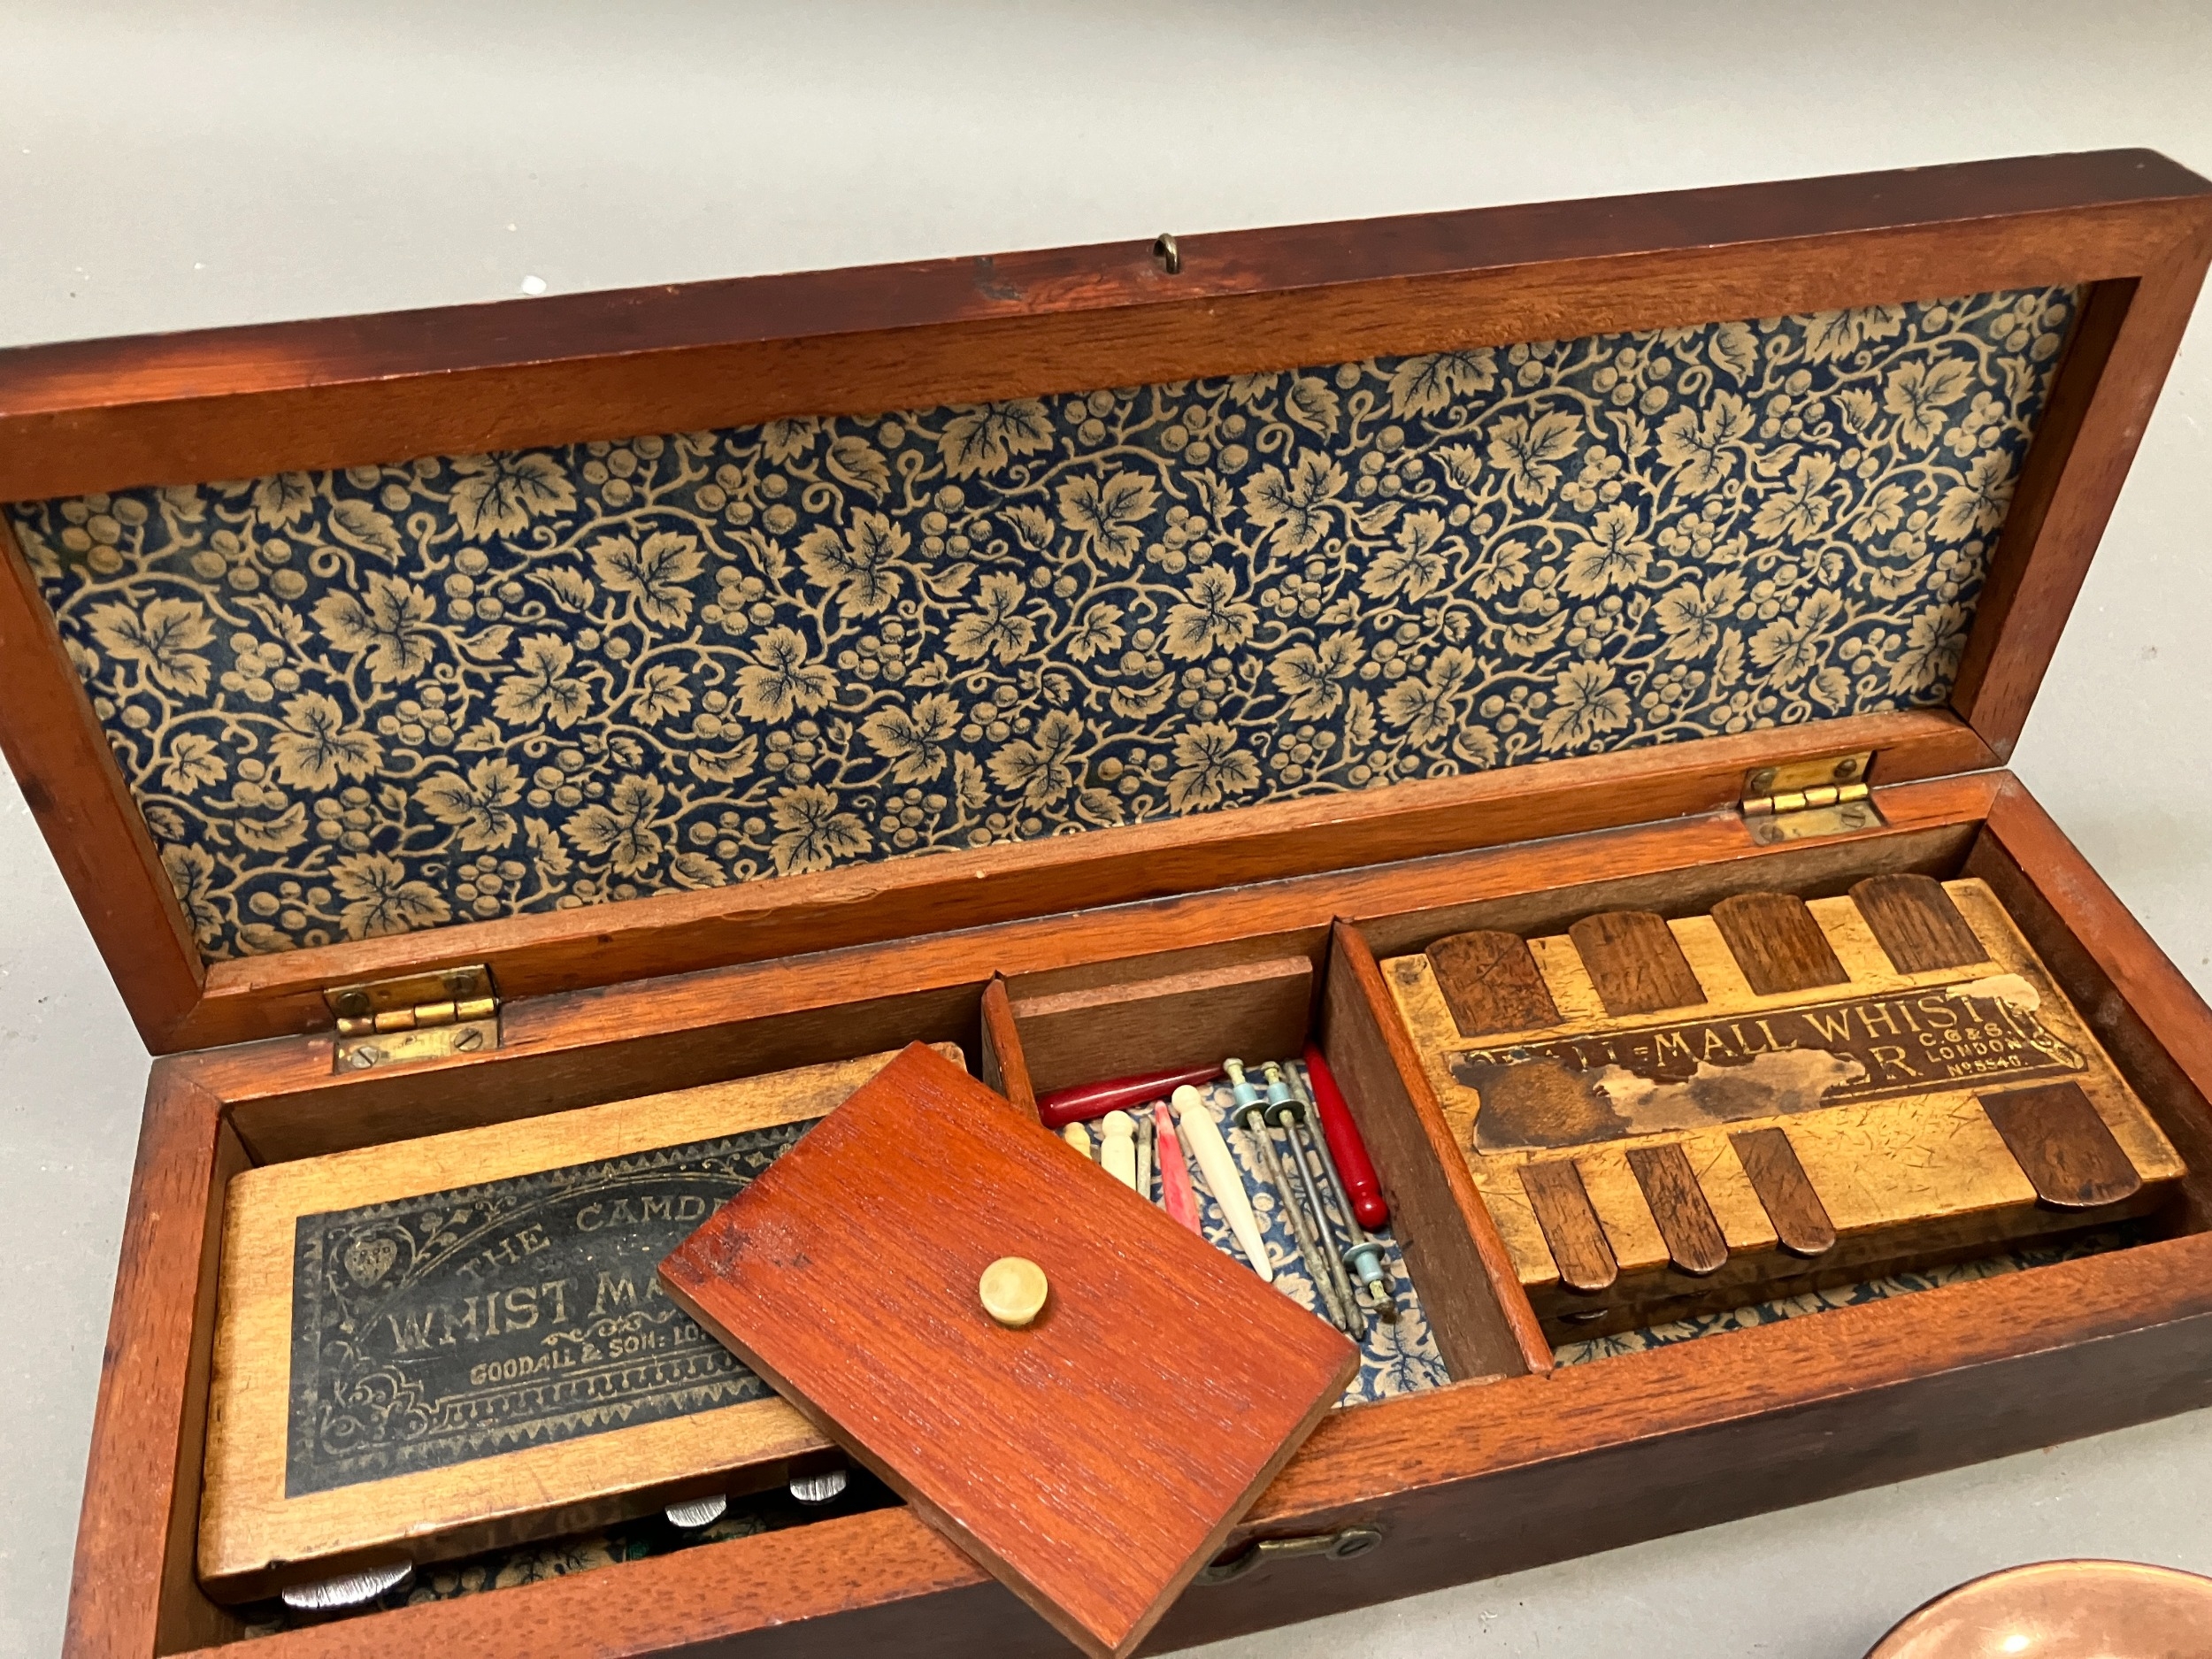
0, 150, 2208, 1056
658, 1042, 1359, 1659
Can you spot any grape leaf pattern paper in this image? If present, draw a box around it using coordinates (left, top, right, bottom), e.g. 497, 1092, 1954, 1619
7, 287, 2077, 960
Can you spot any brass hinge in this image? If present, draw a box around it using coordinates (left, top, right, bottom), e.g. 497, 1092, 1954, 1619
1740, 752, 1883, 846
325, 965, 500, 1073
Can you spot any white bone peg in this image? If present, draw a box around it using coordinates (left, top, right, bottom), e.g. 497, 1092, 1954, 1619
1062, 1122, 1093, 1159
1172, 1085, 1272, 1281
1100, 1110, 1139, 1190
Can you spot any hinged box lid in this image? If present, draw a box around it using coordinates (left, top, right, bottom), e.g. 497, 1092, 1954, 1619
659, 1042, 1358, 1659
0, 150, 2207, 1054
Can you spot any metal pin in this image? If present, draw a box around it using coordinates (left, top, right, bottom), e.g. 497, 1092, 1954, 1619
1263, 1062, 1364, 1333
1226, 1059, 1356, 1333
1153, 232, 1181, 273
1288, 1066, 1397, 1322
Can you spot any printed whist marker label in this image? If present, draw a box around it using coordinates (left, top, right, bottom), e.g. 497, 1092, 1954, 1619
1457, 975, 2086, 1154
286, 1119, 813, 1496
200, 1048, 957, 1597
1385, 883, 2185, 1330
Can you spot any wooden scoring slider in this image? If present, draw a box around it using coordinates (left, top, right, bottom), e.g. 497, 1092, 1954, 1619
1385, 876, 2184, 1338
198, 1045, 962, 1603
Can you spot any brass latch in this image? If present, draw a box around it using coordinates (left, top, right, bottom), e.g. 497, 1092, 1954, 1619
325, 964, 499, 1073
1195, 1525, 1383, 1585
1740, 752, 1882, 846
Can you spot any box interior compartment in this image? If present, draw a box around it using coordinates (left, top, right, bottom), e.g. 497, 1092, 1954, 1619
153, 931, 1519, 1648
154, 980, 1009, 1650
130, 772, 2212, 1654
1352, 818, 2203, 1348
1000, 941, 1474, 1401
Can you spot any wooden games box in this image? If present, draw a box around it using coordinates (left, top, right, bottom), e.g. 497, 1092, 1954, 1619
7, 148, 2212, 1656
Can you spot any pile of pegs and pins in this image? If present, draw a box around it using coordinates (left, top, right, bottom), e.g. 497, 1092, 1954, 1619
1041, 1044, 1395, 1337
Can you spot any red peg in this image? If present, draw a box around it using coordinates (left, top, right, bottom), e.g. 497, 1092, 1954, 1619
1034, 1064, 1222, 1129
1152, 1102, 1203, 1234
1303, 1042, 1388, 1228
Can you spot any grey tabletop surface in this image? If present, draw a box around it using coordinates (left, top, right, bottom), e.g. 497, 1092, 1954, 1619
4, 4, 2209, 1655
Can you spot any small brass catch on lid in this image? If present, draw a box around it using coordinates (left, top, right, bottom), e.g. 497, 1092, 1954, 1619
979, 1256, 1048, 1327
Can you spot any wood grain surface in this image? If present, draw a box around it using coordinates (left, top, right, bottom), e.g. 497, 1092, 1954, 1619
1710, 893, 1850, 995
65, 1071, 245, 1658
1006, 956, 1312, 1096
1567, 911, 1707, 1014
1730, 1128, 1837, 1257
1425, 930, 1561, 1037
1851, 873, 1992, 972
201, 1048, 956, 1601
0, 519, 204, 1048
978, 979, 1038, 1118
1979, 1081, 2144, 1208
1518, 1162, 1618, 1294
659, 1043, 1356, 1659
1325, 926, 1555, 1379
3, 151, 2204, 502
1947, 201, 2212, 761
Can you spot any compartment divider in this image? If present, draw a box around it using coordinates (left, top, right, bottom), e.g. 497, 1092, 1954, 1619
978, 978, 1037, 1115
1006, 956, 1313, 1096
1324, 924, 1552, 1379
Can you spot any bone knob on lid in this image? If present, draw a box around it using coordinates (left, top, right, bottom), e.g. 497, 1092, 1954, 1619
979, 1256, 1049, 1328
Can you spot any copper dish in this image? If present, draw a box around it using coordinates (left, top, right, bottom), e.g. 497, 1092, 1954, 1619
1866, 1559, 2212, 1658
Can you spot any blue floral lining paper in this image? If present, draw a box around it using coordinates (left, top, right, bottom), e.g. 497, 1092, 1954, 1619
8, 288, 2078, 962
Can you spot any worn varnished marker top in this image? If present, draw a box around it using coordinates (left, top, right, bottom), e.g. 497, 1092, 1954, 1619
1624, 1142, 1729, 1275
1730, 1127, 1836, 1256
1568, 911, 1707, 1015
1851, 874, 1988, 973
659, 1044, 1356, 1659
1426, 929, 1560, 1037
1710, 892, 1849, 995
1980, 1082, 2143, 1209
1519, 1161, 1617, 1293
